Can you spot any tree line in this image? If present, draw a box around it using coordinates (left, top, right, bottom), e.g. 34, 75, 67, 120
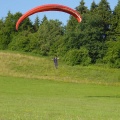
0, 0, 120, 68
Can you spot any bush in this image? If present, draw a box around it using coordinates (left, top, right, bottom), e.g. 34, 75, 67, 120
103, 41, 120, 68
64, 47, 91, 66
8, 35, 30, 52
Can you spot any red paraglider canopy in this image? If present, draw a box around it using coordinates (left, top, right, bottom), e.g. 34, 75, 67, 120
16, 4, 82, 30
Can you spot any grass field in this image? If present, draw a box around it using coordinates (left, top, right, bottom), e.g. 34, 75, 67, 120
0, 76, 120, 120
0, 51, 120, 119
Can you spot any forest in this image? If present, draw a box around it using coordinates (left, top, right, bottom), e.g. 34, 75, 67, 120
0, 0, 120, 68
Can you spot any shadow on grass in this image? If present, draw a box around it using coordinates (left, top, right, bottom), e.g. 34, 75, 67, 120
86, 96, 120, 98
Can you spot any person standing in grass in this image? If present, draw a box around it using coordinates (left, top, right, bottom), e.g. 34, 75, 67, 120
53, 56, 59, 69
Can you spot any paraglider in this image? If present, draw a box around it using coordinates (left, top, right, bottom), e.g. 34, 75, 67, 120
16, 4, 82, 30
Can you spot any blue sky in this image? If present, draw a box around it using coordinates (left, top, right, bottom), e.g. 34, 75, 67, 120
0, 0, 118, 25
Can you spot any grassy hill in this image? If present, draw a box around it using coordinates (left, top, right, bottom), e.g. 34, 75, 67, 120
0, 51, 120, 85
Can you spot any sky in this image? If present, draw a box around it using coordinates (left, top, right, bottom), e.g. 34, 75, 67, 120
0, 0, 118, 25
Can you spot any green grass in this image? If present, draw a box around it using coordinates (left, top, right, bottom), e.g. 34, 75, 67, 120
0, 51, 120, 119
0, 76, 120, 120
0, 51, 120, 85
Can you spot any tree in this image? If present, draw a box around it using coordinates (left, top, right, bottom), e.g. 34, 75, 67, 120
0, 11, 15, 49
0, 19, 6, 49
66, 0, 89, 33
110, 0, 120, 41
103, 0, 120, 68
97, 0, 112, 41
41, 15, 48, 24
33, 16, 40, 32
64, 0, 89, 52
90, 1, 98, 12
8, 31, 30, 52
76, 0, 89, 14
35, 18, 64, 55
75, 12, 106, 63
